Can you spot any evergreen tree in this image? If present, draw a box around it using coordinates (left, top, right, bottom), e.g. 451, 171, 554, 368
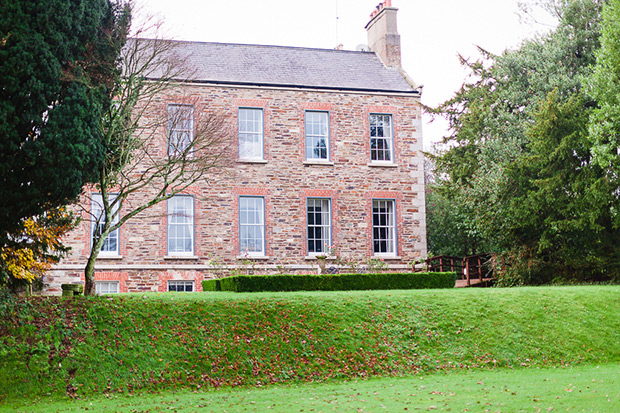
588, 0, 620, 231
0, 0, 128, 239
503, 91, 619, 284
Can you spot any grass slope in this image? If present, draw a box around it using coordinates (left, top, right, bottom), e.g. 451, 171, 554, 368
1, 286, 620, 404
7, 362, 620, 412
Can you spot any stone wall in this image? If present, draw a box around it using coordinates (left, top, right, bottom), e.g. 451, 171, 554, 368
47, 82, 426, 294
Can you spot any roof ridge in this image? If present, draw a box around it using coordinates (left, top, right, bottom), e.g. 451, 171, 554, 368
129, 37, 373, 55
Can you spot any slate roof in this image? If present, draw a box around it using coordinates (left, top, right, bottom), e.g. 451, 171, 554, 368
135, 39, 417, 94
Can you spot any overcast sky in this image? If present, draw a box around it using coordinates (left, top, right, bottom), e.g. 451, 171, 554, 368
134, 0, 556, 149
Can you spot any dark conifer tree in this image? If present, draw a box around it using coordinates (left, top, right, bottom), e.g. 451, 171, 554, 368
0, 0, 128, 238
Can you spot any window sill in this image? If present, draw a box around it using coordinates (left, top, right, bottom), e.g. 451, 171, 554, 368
237, 159, 268, 164
97, 255, 123, 260
164, 255, 199, 260
303, 160, 334, 166
237, 255, 270, 260
368, 162, 398, 168
304, 256, 337, 260
373, 255, 402, 260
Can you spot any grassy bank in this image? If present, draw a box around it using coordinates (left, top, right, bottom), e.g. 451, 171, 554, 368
1, 286, 620, 404
8, 362, 620, 412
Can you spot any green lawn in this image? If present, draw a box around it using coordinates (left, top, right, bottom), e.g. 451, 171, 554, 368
1, 286, 620, 405
6, 362, 619, 411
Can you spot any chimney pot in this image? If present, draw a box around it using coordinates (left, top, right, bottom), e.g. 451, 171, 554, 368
365, 1, 401, 67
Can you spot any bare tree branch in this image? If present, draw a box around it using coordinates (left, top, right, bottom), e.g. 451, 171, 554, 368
81, 15, 234, 295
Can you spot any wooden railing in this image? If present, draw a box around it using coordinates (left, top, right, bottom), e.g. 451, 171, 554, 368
463, 253, 494, 286
425, 255, 464, 277
426, 253, 495, 287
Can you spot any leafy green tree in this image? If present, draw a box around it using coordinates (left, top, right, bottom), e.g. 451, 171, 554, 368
428, 0, 604, 283
0, 0, 128, 240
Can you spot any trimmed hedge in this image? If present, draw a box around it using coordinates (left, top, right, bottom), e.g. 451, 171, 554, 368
202, 272, 456, 292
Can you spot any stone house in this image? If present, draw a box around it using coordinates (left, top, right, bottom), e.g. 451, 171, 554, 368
47, 1, 426, 294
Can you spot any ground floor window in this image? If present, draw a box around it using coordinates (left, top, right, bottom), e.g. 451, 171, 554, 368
307, 198, 331, 255
167, 195, 194, 255
372, 199, 396, 255
168, 280, 194, 292
239, 196, 265, 256
96, 281, 119, 294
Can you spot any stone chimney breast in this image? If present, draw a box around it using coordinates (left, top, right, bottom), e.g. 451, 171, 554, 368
365, 1, 401, 68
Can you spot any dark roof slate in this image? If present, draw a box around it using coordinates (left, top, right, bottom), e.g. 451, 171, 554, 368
142, 40, 416, 94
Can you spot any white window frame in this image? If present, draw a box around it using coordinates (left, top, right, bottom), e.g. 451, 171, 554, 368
238, 107, 264, 160
239, 196, 265, 257
167, 195, 194, 256
91, 194, 119, 256
307, 198, 332, 256
96, 281, 120, 294
372, 199, 397, 256
370, 114, 394, 163
167, 280, 194, 292
167, 104, 194, 156
305, 111, 330, 161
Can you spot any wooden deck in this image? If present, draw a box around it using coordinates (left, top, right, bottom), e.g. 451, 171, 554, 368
455, 277, 495, 288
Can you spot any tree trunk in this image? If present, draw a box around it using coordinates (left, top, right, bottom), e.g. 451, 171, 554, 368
84, 252, 98, 296
84, 229, 107, 296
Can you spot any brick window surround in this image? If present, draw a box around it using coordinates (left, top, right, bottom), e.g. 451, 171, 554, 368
96, 280, 120, 294
238, 107, 264, 160
90, 193, 120, 256
364, 105, 399, 165
305, 111, 330, 161
167, 104, 194, 156
158, 187, 202, 258
94, 272, 128, 293
370, 114, 394, 162
168, 280, 194, 292
232, 188, 272, 258
372, 199, 396, 255
167, 195, 195, 256
158, 271, 203, 292
306, 197, 332, 255
300, 102, 334, 163
301, 189, 340, 257
236, 99, 270, 161
365, 191, 403, 257
238, 196, 265, 257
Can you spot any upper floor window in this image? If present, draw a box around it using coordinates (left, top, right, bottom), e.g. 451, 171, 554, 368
167, 195, 194, 255
370, 114, 393, 163
91, 194, 119, 255
168, 104, 194, 156
307, 198, 332, 255
239, 196, 265, 256
305, 111, 329, 161
238, 108, 264, 160
372, 199, 396, 256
